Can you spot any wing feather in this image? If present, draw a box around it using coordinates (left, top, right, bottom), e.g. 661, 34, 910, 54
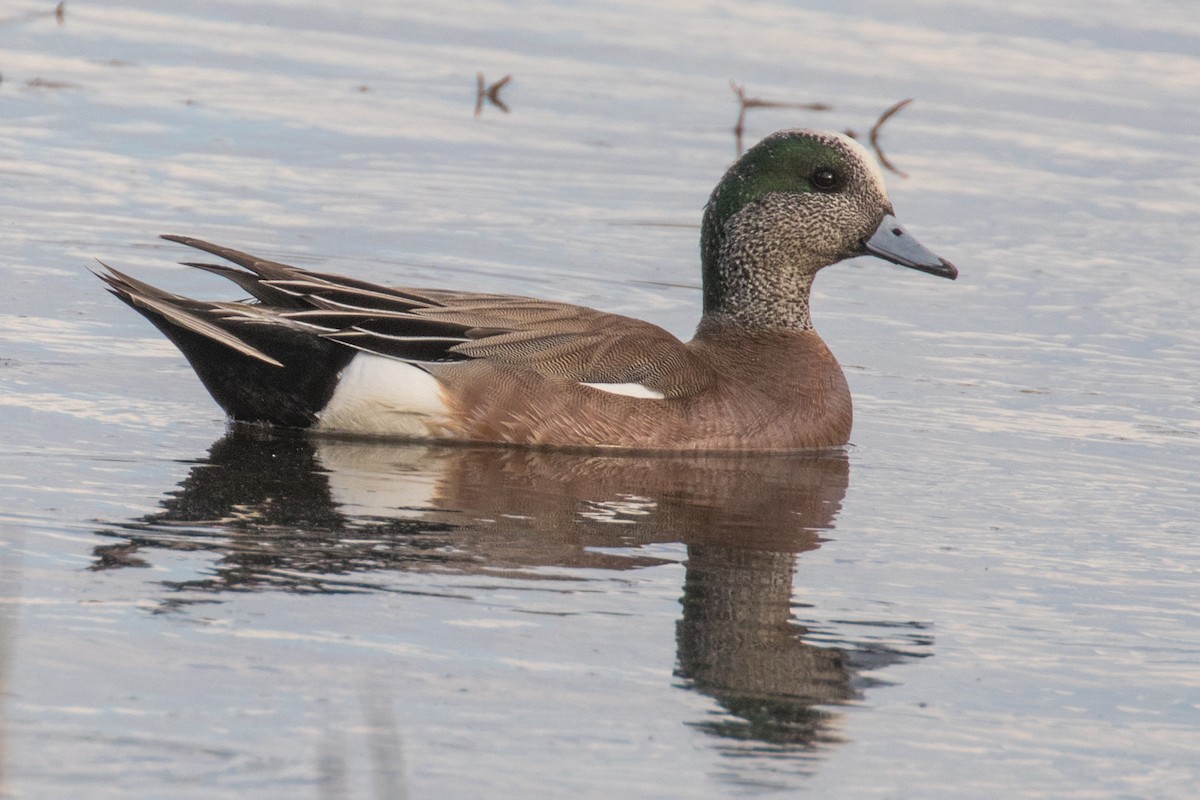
108, 237, 706, 391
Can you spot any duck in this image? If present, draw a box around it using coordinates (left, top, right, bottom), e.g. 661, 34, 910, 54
99, 128, 957, 452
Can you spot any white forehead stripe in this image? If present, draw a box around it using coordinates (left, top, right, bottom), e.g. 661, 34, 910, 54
580, 382, 665, 400
829, 130, 889, 195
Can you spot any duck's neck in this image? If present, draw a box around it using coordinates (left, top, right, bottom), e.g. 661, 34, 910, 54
703, 262, 815, 330
700, 196, 825, 332
701, 240, 819, 331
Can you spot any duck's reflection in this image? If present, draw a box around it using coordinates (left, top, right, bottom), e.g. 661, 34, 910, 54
93, 428, 929, 751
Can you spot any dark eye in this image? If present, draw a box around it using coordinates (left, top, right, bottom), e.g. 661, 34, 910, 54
811, 168, 840, 191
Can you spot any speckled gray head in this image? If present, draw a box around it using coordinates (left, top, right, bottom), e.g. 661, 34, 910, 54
700, 128, 956, 329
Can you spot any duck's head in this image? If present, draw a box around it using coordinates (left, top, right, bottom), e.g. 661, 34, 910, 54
700, 128, 956, 329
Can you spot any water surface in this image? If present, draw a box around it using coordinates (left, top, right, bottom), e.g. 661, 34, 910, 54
2, 1, 1198, 797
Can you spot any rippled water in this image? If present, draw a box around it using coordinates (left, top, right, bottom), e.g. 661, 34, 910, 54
2, 1, 1198, 798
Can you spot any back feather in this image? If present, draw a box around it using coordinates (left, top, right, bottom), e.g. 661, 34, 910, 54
101, 236, 706, 420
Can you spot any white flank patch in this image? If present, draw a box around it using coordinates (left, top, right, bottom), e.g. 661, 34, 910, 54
579, 381, 665, 400
317, 353, 450, 436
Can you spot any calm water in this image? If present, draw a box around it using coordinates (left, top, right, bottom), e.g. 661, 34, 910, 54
2, 1, 1199, 797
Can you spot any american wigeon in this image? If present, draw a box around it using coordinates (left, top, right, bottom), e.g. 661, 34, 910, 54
100, 129, 956, 451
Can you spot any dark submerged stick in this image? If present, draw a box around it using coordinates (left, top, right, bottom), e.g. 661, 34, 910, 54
869, 98, 913, 177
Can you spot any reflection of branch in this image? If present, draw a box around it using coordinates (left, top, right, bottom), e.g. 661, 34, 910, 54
362, 689, 410, 800
316, 688, 411, 800
474, 72, 512, 117
731, 81, 832, 156
869, 98, 913, 177
0, 526, 25, 792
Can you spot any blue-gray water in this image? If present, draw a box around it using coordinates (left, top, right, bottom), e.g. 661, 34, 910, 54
2, 1, 1198, 797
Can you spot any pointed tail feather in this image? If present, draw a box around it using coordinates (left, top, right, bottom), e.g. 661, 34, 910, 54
98, 261, 353, 427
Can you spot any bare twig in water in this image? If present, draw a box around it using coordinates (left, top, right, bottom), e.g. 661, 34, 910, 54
487, 75, 511, 110
731, 81, 832, 156
26, 77, 79, 89
475, 72, 512, 117
0, 1, 64, 26
869, 98, 913, 177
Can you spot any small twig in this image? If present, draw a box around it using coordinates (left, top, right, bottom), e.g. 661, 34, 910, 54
732, 82, 831, 113
486, 74, 511, 111
26, 77, 79, 89
0, 0, 64, 26
475, 72, 512, 117
731, 81, 832, 156
869, 98, 912, 177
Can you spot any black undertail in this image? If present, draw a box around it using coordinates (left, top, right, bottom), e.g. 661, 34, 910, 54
107, 286, 354, 427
